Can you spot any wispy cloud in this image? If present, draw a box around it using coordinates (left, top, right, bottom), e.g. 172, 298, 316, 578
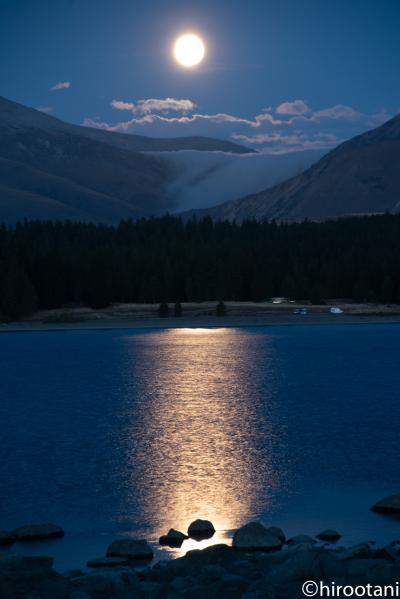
83, 97, 391, 154
50, 81, 71, 91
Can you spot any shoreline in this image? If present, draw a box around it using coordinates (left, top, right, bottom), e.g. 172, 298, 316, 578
2, 312, 400, 333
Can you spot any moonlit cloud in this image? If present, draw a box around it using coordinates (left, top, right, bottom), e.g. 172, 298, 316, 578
276, 99, 310, 115
111, 97, 196, 114
137, 98, 196, 113
50, 81, 71, 91
83, 97, 391, 154
111, 100, 135, 111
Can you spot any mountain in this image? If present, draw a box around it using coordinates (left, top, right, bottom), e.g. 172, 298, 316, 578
184, 114, 400, 222
0, 96, 252, 223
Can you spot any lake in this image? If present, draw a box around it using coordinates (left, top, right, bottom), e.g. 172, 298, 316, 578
1, 324, 400, 570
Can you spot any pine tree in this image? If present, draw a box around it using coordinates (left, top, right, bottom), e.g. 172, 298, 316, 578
0, 258, 37, 320
174, 301, 182, 317
216, 300, 227, 316
158, 301, 170, 317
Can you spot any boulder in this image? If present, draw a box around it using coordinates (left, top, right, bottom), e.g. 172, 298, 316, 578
106, 538, 153, 560
232, 522, 282, 552
0, 532, 14, 546
159, 528, 188, 548
338, 543, 373, 560
0, 554, 71, 599
371, 493, 400, 513
266, 526, 286, 543
374, 545, 399, 562
12, 523, 64, 541
187, 519, 215, 540
286, 534, 316, 546
0, 553, 54, 575
316, 529, 341, 542
87, 556, 130, 568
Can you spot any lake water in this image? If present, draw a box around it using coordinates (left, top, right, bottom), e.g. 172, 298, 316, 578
1, 324, 400, 571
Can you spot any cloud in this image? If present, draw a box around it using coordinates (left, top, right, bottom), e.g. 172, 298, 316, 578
50, 81, 71, 91
83, 97, 391, 154
137, 98, 196, 113
111, 97, 196, 114
36, 106, 53, 114
111, 100, 135, 111
276, 100, 310, 115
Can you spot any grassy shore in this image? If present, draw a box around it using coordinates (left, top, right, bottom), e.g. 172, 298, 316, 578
2, 301, 400, 332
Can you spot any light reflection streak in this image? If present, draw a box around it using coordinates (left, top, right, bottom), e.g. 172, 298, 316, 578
119, 327, 284, 555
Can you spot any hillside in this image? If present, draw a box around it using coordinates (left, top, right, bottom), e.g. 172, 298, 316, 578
0, 96, 251, 223
184, 113, 400, 222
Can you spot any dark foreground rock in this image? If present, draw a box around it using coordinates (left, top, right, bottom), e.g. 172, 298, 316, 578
3, 540, 400, 599
232, 521, 282, 552
187, 519, 215, 540
12, 523, 65, 541
3, 522, 400, 598
86, 557, 130, 568
159, 528, 188, 548
371, 493, 400, 513
106, 538, 153, 560
316, 529, 341, 542
0, 554, 71, 599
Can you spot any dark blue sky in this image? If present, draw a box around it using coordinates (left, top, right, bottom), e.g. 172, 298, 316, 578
1, 0, 399, 152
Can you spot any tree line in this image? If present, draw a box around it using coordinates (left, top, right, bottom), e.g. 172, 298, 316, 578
1, 214, 400, 319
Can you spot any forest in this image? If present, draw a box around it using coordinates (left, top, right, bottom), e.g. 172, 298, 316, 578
1, 213, 400, 319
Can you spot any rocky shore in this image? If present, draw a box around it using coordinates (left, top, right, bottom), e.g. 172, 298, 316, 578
2, 496, 400, 599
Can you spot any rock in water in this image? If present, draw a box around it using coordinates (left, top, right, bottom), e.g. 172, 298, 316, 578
159, 529, 188, 547
371, 493, 400, 513
232, 522, 282, 552
106, 539, 153, 560
87, 556, 130, 568
12, 523, 65, 541
287, 534, 316, 546
187, 520, 215, 540
266, 526, 286, 543
316, 529, 341, 542
0, 531, 14, 546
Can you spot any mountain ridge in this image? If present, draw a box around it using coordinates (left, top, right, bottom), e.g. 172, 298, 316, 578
182, 113, 400, 222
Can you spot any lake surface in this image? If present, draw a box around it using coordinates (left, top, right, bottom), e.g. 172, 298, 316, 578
1, 324, 400, 570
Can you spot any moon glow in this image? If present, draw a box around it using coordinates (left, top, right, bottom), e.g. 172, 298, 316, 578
174, 33, 205, 68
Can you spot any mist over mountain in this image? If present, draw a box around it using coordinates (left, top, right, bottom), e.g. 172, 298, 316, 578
0, 97, 251, 223
164, 149, 326, 212
183, 113, 400, 222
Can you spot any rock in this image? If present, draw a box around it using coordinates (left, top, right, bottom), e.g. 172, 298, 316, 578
87, 556, 130, 568
286, 534, 316, 546
0, 553, 54, 574
187, 519, 215, 540
0, 532, 14, 546
0, 553, 71, 599
266, 526, 286, 543
338, 543, 373, 560
159, 528, 188, 548
106, 538, 153, 560
185, 544, 236, 564
374, 545, 399, 562
232, 522, 282, 552
316, 529, 341, 542
12, 523, 64, 541
371, 493, 400, 513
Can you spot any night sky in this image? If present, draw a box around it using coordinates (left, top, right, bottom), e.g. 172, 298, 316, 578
1, 0, 399, 153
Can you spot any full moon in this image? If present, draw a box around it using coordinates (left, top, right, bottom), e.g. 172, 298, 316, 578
174, 33, 205, 67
